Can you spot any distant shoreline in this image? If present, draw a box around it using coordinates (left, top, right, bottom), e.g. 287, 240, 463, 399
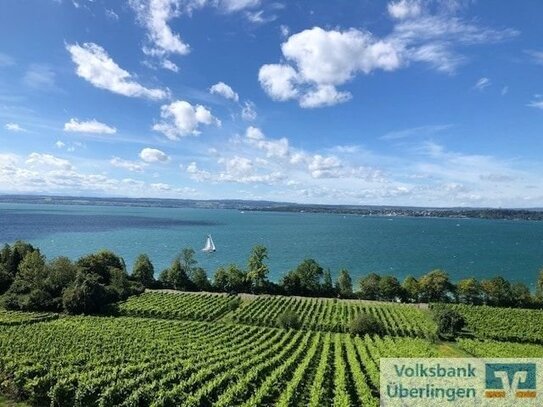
1, 194, 542, 221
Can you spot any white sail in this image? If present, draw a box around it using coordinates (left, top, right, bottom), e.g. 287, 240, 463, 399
202, 235, 216, 252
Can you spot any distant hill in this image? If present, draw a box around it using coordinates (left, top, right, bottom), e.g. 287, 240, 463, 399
0, 194, 542, 221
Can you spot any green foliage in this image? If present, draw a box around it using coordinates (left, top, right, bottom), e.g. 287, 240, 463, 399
191, 267, 211, 291
457, 278, 481, 304
335, 269, 353, 298
246, 245, 269, 292
277, 310, 301, 329
76, 250, 124, 284
321, 269, 334, 296
62, 273, 107, 314
432, 303, 543, 344
132, 254, 155, 288
433, 308, 465, 339
481, 276, 512, 306
349, 313, 382, 336
213, 264, 247, 293
358, 273, 381, 300
280, 259, 323, 296
402, 276, 419, 302
378, 275, 402, 301
159, 256, 194, 291
418, 269, 453, 302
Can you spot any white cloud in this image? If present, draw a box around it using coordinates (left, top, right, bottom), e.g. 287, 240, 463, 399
26, 153, 73, 171
526, 49, 543, 66
241, 101, 257, 121
139, 147, 170, 163
474, 77, 491, 91
63, 118, 117, 134
388, 0, 422, 20
210, 81, 239, 101
110, 157, 146, 172
501, 86, 509, 96
381, 124, 452, 140
218, 0, 260, 12
259, 4, 518, 107
130, 0, 191, 56
105, 9, 119, 20
23, 64, 56, 90
67, 42, 168, 100
55, 140, 66, 148
153, 100, 220, 139
0, 153, 197, 198
528, 99, 543, 110
279, 24, 289, 38
4, 123, 25, 132
161, 59, 179, 72
258, 64, 299, 101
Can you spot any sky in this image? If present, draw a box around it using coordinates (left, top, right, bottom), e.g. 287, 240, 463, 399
0, 0, 542, 207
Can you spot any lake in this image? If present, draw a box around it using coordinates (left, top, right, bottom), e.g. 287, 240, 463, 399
1, 203, 542, 287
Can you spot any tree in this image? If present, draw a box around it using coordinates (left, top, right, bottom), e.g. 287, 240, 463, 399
349, 313, 382, 336
62, 273, 107, 314
45, 256, 78, 311
457, 278, 481, 305
16, 251, 47, 289
379, 276, 402, 301
511, 282, 532, 308
277, 310, 301, 329
335, 269, 353, 298
280, 259, 323, 296
0, 263, 12, 294
246, 245, 269, 292
536, 268, 543, 303
418, 269, 453, 302
434, 308, 465, 339
181, 248, 197, 277
402, 276, 420, 303
212, 265, 247, 293
159, 256, 193, 291
481, 276, 512, 306
321, 268, 334, 297
76, 250, 124, 284
132, 254, 155, 288
358, 273, 381, 300
191, 267, 211, 291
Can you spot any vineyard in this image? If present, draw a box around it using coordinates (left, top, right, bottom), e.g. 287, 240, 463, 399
0, 315, 436, 407
431, 303, 543, 343
231, 296, 437, 337
0, 310, 58, 326
2, 291, 543, 406
119, 292, 437, 337
118, 291, 239, 322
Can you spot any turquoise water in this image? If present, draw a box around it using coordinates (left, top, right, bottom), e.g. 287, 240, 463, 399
1, 203, 543, 287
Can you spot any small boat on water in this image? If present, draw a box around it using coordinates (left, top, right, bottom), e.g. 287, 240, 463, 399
202, 234, 216, 253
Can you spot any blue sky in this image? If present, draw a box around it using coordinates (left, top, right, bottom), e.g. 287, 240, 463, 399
0, 0, 542, 207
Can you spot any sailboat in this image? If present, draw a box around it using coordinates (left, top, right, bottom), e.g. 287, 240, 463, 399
202, 234, 216, 253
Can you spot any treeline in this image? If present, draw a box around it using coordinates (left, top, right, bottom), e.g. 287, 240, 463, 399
2, 241, 543, 314
0, 241, 143, 314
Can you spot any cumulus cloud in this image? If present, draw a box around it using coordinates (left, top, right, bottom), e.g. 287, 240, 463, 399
153, 100, 220, 139
4, 123, 25, 132
259, 3, 518, 107
139, 147, 170, 163
110, 157, 146, 172
67, 42, 168, 100
387, 0, 422, 20
129, 0, 191, 61
26, 153, 74, 171
64, 118, 117, 134
0, 152, 196, 198
209, 81, 239, 101
55, 141, 66, 148
218, 0, 260, 12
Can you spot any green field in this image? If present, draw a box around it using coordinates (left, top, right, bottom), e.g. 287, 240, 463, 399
2, 292, 543, 406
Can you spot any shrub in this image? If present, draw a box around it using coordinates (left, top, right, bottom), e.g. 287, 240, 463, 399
434, 308, 465, 339
349, 313, 383, 336
277, 310, 301, 329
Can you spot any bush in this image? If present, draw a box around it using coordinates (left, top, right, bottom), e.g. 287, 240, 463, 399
434, 308, 465, 339
349, 313, 383, 336
277, 310, 301, 329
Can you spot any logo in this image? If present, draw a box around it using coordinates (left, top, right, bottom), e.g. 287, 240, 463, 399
485, 363, 536, 399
